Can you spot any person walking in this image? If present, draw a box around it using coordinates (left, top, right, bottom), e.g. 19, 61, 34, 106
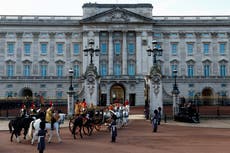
45, 102, 54, 130
110, 119, 117, 143
151, 109, 158, 132
158, 107, 162, 125
37, 121, 47, 153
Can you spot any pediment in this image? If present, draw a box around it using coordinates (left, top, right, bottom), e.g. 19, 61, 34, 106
80, 7, 153, 24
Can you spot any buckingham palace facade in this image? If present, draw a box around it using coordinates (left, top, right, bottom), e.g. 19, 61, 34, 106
0, 3, 230, 106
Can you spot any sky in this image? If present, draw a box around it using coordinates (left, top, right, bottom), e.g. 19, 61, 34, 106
0, 0, 230, 16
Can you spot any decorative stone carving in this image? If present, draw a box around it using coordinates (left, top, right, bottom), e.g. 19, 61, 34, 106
16, 32, 23, 39
179, 32, 186, 39
151, 75, 161, 95
110, 11, 129, 22
163, 32, 170, 39
211, 32, 218, 38
195, 32, 201, 38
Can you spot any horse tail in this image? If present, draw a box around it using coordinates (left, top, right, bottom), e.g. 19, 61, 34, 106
8, 120, 13, 133
26, 120, 34, 140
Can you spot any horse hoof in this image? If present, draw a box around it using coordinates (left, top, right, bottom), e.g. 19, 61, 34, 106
48, 141, 51, 144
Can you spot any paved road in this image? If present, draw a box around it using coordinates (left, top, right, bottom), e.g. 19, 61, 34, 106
1, 115, 230, 153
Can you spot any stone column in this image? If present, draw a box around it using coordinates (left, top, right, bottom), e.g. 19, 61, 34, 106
0, 32, 6, 75
16, 32, 23, 75
108, 31, 113, 75
148, 65, 163, 117
32, 32, 40, 75
136, 32, 142, 75
172, 90, 180, 118
84, 64, 100, 106
49, 32, 55, 76
122, 31, 127, 75
67, 90, 75, 116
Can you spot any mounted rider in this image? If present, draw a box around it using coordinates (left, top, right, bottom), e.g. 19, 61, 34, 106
74, 99, 80, 117
80, 99, 87, 115
30, 102, 37, 116
45, 101, 55, 130
20, 103, 27, 118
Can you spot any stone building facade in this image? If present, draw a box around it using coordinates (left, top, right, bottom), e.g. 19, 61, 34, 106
0, 3, 229, 106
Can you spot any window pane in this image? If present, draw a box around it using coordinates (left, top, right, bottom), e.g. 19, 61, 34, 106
187, 44, 193, 55
100, 63, 107, 76
73, 43, 80, 55
220, 65, 226, 77
74, 65, 80, 77
204, 65, 210, 77
114, 63, 121, 75
56, 65, 63, 77
128, 43, 135, 54
203, 44, 209, 54
187, 65, 194, 77
128, 63, 135, 75
7, 65, 14, 77
40, 65, 47, 77
24, 43, 31, 55
41, 43, 47, 54
114, 42, 121, 55
171, 44, 177, 55
7, 43, 14, 54
24, 65, 30, 76
57, 43, 63, 54
101, 43, 107, 54
219, 43, 225, 55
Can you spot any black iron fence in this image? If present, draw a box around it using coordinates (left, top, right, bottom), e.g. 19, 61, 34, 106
0, 98, 67, 117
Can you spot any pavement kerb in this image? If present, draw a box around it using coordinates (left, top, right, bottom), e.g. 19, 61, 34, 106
2, 114, 230, 131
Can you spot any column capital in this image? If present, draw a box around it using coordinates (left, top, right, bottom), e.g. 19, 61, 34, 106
49, 32, 56, 39
32, 32, 40, 39
16, 32, 23, 39
65, 32, 72, 38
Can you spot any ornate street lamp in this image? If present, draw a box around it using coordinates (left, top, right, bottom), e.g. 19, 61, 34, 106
84, 39, 100, 65
146, 40, 163, 65
172, 69, 180, 119
69, 68, 74, 91
172, 69, 179, 94
67, 68, 74, 116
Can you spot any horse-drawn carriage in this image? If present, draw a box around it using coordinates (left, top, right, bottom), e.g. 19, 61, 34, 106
174, 103, 199, 123
69, 106, 129, 139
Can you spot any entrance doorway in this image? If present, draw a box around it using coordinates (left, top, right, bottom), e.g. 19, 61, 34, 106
21, 88, 33, 97
201, 88, 214, 105
110, 84, 125, 104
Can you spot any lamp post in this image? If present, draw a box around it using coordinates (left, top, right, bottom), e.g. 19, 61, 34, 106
217, 92, 220, 116
173, 69, 179, 93
146, 40, 163, 65
195, 92, 200, 122
146, 40, 163, 118
69, 68, 74, 91
67, 68, 74, 116
172, 69, 180, 118
83, 39, 100, 65
83, 39, 100, 106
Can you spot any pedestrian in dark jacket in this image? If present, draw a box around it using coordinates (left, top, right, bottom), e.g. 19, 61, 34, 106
110, 120, 117, 142
158, 107, 162, 125
37, 121, 47, 153
152, 109, 158, 132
